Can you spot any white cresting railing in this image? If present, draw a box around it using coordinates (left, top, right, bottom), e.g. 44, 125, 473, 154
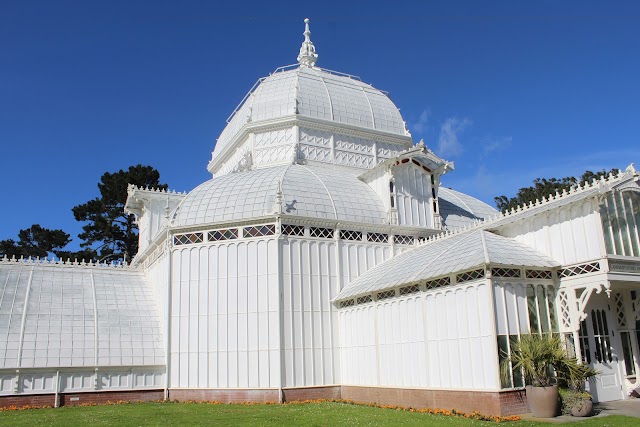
0, 255, 135, 270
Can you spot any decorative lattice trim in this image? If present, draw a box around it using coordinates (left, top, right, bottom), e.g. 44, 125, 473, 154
394, 235, 415, 245
426, 276, 450, 290
281, 224, 305, 237
339, 299, 355, 308
376, 290, 396, 300
208, 228, 238, 242
243, 224, 276, 238
340, 230, 363, 241
526, 269, 553, 280
367, 232, 389, 243
356, 295, 373, 305
174, 233, 203, 246
310, 227, 334, 239
456, 268, 485, 283
558, 290, 571, 329
615, 292, 627, 328
491, 267, 521, 278
559, 262, 600, 278
399, 284, 420, 295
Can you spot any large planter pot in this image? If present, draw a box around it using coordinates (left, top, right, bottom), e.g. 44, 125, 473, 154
526, 385, 559, 418
571, 398, 593, 417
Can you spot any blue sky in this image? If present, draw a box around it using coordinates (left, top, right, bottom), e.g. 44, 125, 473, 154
2, 1, 639, 250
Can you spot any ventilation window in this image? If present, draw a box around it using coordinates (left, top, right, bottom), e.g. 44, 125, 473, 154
525, 270, 553, 280
399, 284, 420, 295
412, 159, 420, 166
310, 227, 334, 239
425, 276, 450, 290
456, 268, 485, 283
367, 232, 389, 243
174, 233, 203, 246
281, 224, 305, 236
339, 299, 355, 308
376, 290, 396, 300
390, 195, 395, 208
356, 295, 373, 305
423, 165, 431, 173
491, 268, 521, 278
243, 224, 276, 238
394, 235, 414, 245
340, 230, 363, 241
559, 262, 600, 278
208, 228, 238, 242
389, 181, 394, 193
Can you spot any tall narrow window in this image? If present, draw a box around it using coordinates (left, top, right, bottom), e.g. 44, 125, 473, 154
527, 285, 540, 333
579, 320, 591, 364
620, 332, 636, 376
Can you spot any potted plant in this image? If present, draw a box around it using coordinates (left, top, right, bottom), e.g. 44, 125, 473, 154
501, 334, 594, 418
557, 360, 598, 417
559, 388, 594, 417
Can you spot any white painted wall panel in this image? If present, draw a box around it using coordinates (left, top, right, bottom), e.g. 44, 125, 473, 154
499, 199, 604, 264
169, 239, 280, 389
338, 282, 499, 391
282, 238, 342, 387
394, 163, 433, 228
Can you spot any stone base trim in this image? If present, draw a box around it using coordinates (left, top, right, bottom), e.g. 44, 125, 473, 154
341, 386, 528, 416
168, 388, 280, 403
282, 385, 341, 402
0, 389, 164, 408
0, 386, 527, 416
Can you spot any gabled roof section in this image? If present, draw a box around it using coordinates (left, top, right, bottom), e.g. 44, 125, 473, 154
124, 184, 187, 217
358, 141, 454, 181
334, 230, 559, 301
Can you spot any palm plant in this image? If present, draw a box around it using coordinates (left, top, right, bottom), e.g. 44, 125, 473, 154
501, 334, 598, 388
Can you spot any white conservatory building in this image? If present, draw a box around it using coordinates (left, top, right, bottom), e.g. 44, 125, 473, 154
1, 20, 640, 415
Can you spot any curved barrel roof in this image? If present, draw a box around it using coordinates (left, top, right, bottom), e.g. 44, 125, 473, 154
438, 187, 498, 230
0, 260, 164, 369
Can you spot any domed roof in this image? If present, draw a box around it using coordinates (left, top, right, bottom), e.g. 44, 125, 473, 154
438, 187, 498, 230
171, 163, 388, 227
213, 66, 408, 161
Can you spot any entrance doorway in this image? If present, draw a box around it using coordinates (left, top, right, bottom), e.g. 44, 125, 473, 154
579, 297, 624, 402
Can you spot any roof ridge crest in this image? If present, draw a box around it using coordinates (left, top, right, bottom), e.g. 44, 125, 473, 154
0, 255, 137, 270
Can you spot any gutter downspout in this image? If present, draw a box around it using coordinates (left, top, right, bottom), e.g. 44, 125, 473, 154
54, 370, 60, 408
164, 233, 172, 401
276, 215, 285, 403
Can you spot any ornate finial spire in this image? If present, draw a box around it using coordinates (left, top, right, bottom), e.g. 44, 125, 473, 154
297, 18, 318, 67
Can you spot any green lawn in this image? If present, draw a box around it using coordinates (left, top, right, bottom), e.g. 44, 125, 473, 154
0, 402, 636, 426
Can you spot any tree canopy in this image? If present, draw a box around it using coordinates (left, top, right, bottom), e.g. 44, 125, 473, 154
494, 168, 620, 213
1, 164, 167, 262
72, 164, 167, 262
0, 224, 71, 259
